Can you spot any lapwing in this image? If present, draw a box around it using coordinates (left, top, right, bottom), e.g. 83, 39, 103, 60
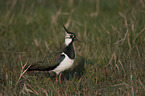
27, 22, 80, 85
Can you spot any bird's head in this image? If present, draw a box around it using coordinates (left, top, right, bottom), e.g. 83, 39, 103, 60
62, 25, 80, 46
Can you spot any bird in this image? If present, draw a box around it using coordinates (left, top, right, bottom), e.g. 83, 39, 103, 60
26, 22, 80, 85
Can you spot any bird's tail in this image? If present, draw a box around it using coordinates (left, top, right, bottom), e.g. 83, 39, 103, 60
26, 61, 46, 71
26, 64, 39, 71
24, 64, 32, 71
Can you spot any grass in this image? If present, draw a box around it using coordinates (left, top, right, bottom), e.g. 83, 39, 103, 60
0, 0, 145, 95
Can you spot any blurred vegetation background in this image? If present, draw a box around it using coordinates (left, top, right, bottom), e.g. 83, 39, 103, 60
0, 0, 145, 95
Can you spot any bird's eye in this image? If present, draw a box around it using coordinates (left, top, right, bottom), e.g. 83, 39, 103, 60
70, 35, 74, 38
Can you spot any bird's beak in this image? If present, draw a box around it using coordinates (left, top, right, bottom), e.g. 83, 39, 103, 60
74, 38, 81, 42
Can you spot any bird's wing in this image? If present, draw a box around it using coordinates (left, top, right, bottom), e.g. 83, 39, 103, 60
27, 51, 65, 71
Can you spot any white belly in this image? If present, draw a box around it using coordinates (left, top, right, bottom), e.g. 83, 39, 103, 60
52, 53, 74, 74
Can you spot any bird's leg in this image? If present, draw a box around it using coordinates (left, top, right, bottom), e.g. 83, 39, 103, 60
56, 74, 58, 84
59, 73, 62, 87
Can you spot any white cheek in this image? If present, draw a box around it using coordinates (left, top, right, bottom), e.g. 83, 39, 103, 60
65, 39, 72, 46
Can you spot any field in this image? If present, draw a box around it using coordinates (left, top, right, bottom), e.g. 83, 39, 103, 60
0, 0, 145, 95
